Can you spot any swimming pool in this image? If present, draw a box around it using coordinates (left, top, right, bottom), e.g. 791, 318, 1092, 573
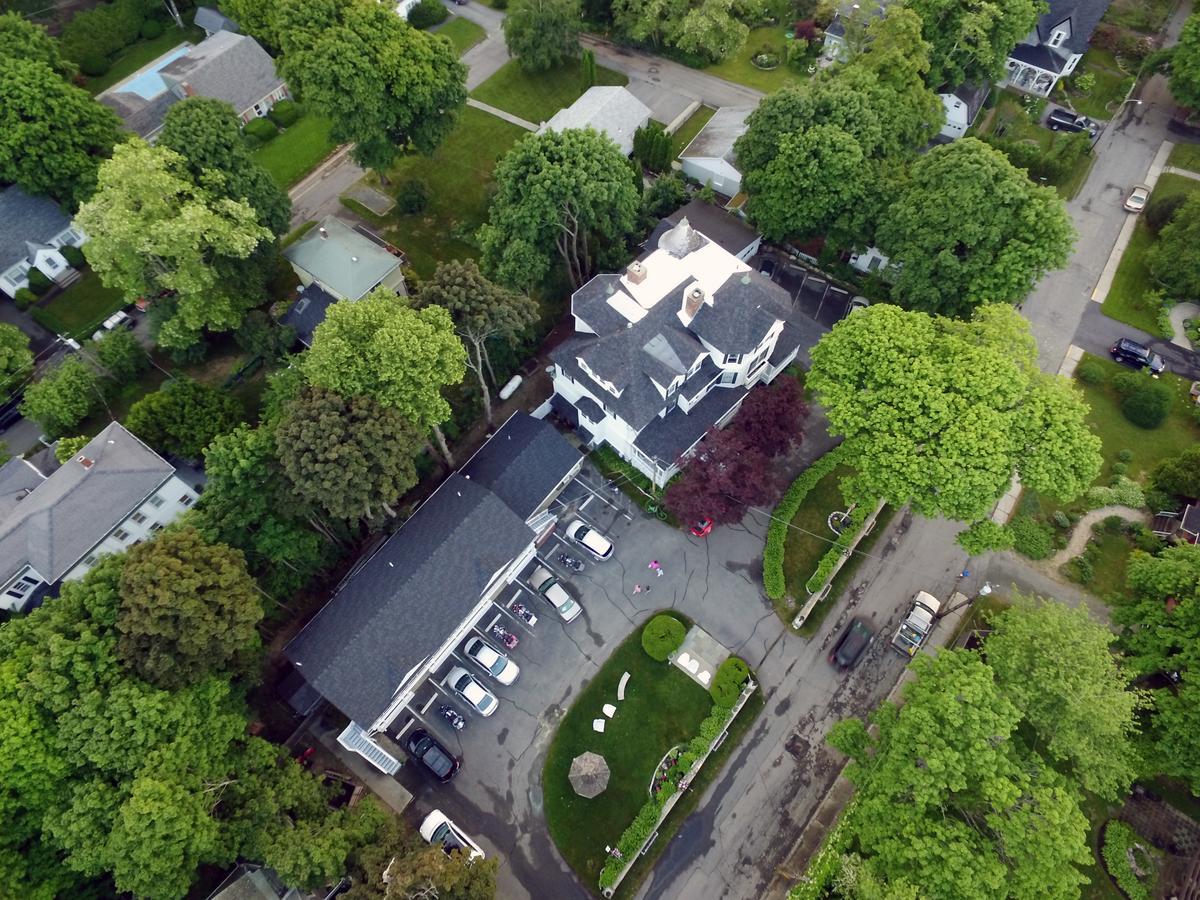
116, 45, 190, 100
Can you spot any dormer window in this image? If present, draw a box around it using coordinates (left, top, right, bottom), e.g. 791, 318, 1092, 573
1049, 30, 1065, 47
723, 353, 742, 365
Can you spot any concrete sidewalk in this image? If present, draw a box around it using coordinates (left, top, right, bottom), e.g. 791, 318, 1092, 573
466, 97, 538, 130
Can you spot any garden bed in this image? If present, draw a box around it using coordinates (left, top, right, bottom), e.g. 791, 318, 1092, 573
701, 26, 815, 93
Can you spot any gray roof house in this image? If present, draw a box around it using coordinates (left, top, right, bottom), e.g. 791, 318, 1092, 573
649, 199, 762, 262
1004, 0, 1112, 96
0, 422, 199, 613
0, 186, 87, 300
283, 217, 406, 302
538, 86, 652, 156
100, 32, 289, 138
285, 416, 583, 773
548, 217, 802, 487
678, 107, 752, 198
194, 5, 240, 36
280, 283, 339, 348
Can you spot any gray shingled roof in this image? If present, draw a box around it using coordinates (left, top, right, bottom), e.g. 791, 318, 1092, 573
634, 384, 749, 465
98, 88, 178, 139
194, 5, 240, 34
690, 273, 786, 355
1009, 42, 1068, 73
160, 31, 284, 115
280, 283, 337, 348
0, 422, 174, 584
0, 186, 71, 271
284, 474, 534, 726
461, 412, 583, 520
0, 460, 44, 522
662, 200, 759, 258
679, 107, 751, 165
539, 87, 652, 155
283, 217, 401, 301
1036, 0, 1111, 53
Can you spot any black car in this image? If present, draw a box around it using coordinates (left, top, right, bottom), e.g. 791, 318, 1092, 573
829, 618, 873, 670
1046, 108, 1098, 136
406, 729, 460, 782
1110, 338, 1165, 375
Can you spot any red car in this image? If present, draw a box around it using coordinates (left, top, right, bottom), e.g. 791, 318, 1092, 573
689, 517, 714, 538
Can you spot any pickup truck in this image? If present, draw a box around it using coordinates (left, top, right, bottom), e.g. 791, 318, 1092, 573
891, 591, 941, 657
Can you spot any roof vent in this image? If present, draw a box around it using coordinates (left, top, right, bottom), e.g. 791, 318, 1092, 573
318, 227, 328, 239
76, 455, 94, 470
626, 260, 647, 285
351, 256, 359, 263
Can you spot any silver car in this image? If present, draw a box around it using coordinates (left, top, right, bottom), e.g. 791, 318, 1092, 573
528, 565, 582, 622
463, 637, 519, 685
444, 666, 498, 716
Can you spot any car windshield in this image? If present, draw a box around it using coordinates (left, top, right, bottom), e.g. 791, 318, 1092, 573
561, 598, 579, 616
432, 823, 465, 852
485, 653, 506, 676
454, 673, 472, 693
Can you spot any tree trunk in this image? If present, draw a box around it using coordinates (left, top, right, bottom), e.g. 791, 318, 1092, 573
431, 424, 454, 466
375, 168, 391, 187
471, 340, 493, 424
480, 341, 499, 390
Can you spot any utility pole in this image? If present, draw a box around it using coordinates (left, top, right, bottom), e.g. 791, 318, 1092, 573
163, 0, 183, 29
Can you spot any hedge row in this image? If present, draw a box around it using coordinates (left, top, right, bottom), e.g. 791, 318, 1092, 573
762, 447, 845, 601
804, 501, 873, 595
1100, 820, 1152, 900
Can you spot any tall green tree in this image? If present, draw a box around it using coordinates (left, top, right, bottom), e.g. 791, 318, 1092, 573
116, 525, 263, 688
807, 304, 1101, 520
19, 356, 101, 439
277, 0, 467, 179
125, 377, 244, 459
0, 322, 33, 393
74, 141, 273, 349
221, 0, 281, 46
480, 128, 640, 289
877, 138, 1074, 316
1148, 192, 1200, 299
0, 11, 75, 76
301, 288, 467, 463
0, 57, 121, 207
1151, 445, 1200, 500
1169, 12, 1200, 110
92, 328, 148, 385
908, 0, 1042, 88
418, 260, 539, 424
504, 0, 581, 71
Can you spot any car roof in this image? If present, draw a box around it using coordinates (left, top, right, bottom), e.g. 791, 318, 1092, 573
469, 640, 499, 664
837, 619, 872, 660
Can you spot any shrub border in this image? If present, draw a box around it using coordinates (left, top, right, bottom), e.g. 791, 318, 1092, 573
762, 446, 845, 601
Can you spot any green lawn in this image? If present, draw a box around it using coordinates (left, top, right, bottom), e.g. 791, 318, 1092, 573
470, 58, 627, 124
1168, 142, 1200, 173
1103, 173, 1200, 332
1060, 48, 1134, 120
364, 106, 526, 278
84, 25, 205, 95
671, 106, 716, 158
779, 463, 854, 616
437, 16, 487, 55
702, 26, 814, 93
251, 114, 338, 188
31, 270, 126, 339
543, 614, 712, 888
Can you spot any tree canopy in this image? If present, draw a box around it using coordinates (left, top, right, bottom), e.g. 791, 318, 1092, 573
610, 0, 765, 62
1170, 12, 1200, 110
877, 138, 1074, 316
1151, 445, 1200, 500
0, 323, 33, 393
504, 0, 581, 71
480, 128, 641, 289
807, 304, 1101, 521
19, 356, 101, 439
125, 377, 245, 460
276, 0, 467, 176
908, 0, 1043, 88
1148, 192, 1200, 300
0, 12, 74, 77
92, 328, 148, 385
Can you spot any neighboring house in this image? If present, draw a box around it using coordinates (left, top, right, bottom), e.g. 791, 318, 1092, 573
1154, 504, 1200, 545
648, 199, 761, 262
283, 217, 406, 302
822, 1, 888, 63
285, 412, 584, 773
538, 86, 652, 157
0, 422, 199, 613
547, 216, 802, 487
279, 283, 339, 349
848, 245, 892, 275
0, 186, 87, 300
678, 107, 752, 198
99, 32, 288, 139
937, 83, 990, 141
194, 5, 239, 36
1004, 0, 1112, 97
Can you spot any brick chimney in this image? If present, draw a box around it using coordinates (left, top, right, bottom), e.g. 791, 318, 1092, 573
76, 455, 94, 470
626, 260, 647, 285
181, 82, 196, 97
679, 284, 706, 326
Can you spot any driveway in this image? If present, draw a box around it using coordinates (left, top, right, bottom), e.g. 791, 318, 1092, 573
1074, 302, 1200, 380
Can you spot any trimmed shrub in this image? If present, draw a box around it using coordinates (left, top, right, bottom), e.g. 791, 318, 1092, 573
396, 179, 430, 214
1086, 475, 1146, 510
1101, 820, 1153, 900
244, 117, 278, 144
407, 0, 448, 28
13, 288, 37, 310
1009, 515, 1053, 560
26, 269, 51, 296
956, 519, 1015, 555
60, 245, 86, 268
140, 17, 163, 38
1146, 192, 1186, 234
1112, 461, 1129, 476
641, 614, 686, 661
1053, 510, 1071, 529
78, 51, 111, 77
1121, 381, 1172, 429
1117, 448, 1134, 462
268, 99, 301, 128
1111, 370, 1146, 396
1076, 358, 1106, 385
1102, 514, 1126, 534
710, 657, 750, 706
763, 448, 844, 600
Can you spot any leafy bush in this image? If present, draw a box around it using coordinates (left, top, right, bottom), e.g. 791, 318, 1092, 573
140, 17, 163, 38
244, 117, 278, 144
1101, 821, 1153, 900
1112, 461, 1129, 476
268, 99, 301, 128
1117, 448, 1134, 462
61, 0, 148, 64
1073, 71, 1096, 93
1102, 514, 1126, 535
642, 173, 688, 220
632, 122, 673, 174
1065, 553, 1095, 584
396, 179, 430, 214
710, 657, 749, 706
1111, 370, 1146, 396
1086, 475, 1146, 510
1053, 510, 1071, 529
1009, 515, 1053, 560
13, 288, 36, 310
1121, 381, 1172, 429
407, 0, 448, 28
78, 51, 111, 77
956, 519, 1015, 555
1146, 192, 1186, 234
641, 614, 686, 661
26, 269, 51, 296
60, 245, 86, 268
763, 449, 845, 600
1076, 358, 1107, 385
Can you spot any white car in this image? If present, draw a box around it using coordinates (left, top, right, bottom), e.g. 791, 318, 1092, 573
528, 565, 582, 622
566, 519, 613, 561
92, 310, 135, 342
444, 666, 498, 717
419, 810, 485, 860
1124, 183, 1150, 213
463, 636, 519, 685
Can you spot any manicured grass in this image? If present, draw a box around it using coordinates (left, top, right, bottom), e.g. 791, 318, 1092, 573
1067, 527, 1136, 600
470, 58, 627, 125
1061, 48, 1134, 120
366, 106, 526, 278
798, 505, 897, 637
780, 463, 854, 609
84, 25, 205, 95
1167, 142, 1200, 173
438, 16, 487, 55
1103, 174, 1200, 332
31, 270, 126, 339
702, 26, 814, 93
543, 614, 712, 888
251, 114, 338, 188
671, 106, 716, 158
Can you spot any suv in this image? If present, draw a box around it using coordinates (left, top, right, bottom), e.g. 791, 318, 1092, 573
1046, 108, 1098, 136
829, 618, 873, 670
1110, 338, 1165, 375
405, 729, 459, 782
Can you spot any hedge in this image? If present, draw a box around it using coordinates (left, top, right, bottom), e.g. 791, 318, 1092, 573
710, 657, 749, 706
763, 447, 845, 601
26, 269, 51, 296
1101, 820, 1152, 900
60, 245, 86, 268
804, 501, 872, 595
268, 99, 301, 128
244, 117, 279, 144
641, 614, 686, 661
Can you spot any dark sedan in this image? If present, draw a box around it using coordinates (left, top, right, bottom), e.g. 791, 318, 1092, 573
829, 618, 873, 671
406, 729, 460, 783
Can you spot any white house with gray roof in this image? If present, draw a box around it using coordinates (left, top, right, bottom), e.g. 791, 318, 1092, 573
538, 86, 652, 156
548, 217, 802, 487
1003, 0, 1112, 96
678, 107, 752, 197
283, 217, 406, 303
0, 422, 198, 612
0, 186, 87, 300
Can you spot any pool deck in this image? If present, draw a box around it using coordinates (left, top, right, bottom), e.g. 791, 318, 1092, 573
96, 42, 192, 100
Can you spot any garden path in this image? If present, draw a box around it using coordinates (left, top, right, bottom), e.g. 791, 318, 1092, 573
1047, 505, 1148, 567
1168, 301, 1199, 351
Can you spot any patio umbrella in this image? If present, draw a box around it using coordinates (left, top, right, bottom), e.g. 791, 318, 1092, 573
569, 752, 610, 798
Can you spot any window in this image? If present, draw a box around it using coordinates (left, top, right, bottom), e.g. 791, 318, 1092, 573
180, 494, 194, 507
1049, 30, 1065, 47
148, 494, 165, 508
720, 370, 738, 385
43, 257, 60, 273
131, 511, 148, 525
113, 528, 130, 542
150, 522, 164, 532
82, 554, 97, 567
723, 353, 742, 365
